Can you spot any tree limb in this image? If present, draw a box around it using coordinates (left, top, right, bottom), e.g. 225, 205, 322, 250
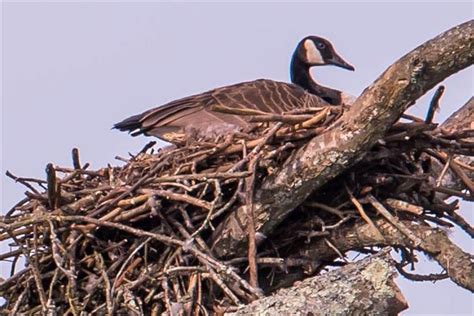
212, 20, 474, 257
439, 96, 474, 136
432, 97, 474, 193
291, 218, 474, 292
228, 95, 474, 313
227, 249, 408, 315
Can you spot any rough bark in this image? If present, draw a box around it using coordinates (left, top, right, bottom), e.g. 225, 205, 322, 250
440, 96, 474, 135
230, 97, 473, 314
291, 219, 474, 292
227, 249, 408, 315
212, 20, 474, 258
2, 20, 472, 315
428, 97, 474, 196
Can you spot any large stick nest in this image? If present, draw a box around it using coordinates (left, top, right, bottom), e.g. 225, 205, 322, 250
1, 96, 473, 315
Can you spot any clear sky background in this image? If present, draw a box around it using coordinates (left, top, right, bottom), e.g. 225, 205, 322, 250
1, 1, 472, 314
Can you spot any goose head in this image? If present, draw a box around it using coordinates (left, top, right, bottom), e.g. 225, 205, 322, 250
294, 36, 354, 71
290, 36, 355, 105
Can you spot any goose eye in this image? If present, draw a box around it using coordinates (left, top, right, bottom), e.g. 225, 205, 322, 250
317, 42, 326, 49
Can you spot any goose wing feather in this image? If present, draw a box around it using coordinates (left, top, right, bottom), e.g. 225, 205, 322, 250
114, 79, 327, 141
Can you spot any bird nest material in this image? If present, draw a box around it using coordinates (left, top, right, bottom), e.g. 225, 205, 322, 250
1, 96, 473, 315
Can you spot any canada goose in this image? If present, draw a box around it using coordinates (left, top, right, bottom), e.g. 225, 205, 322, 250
114, 37, 354, 143
290, 36, 355, 105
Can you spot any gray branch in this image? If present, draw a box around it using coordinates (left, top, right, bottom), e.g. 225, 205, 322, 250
212, 20, 474, 258
227, 249, 408, 315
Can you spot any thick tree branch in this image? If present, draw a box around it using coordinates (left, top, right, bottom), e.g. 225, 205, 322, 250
291, 218, 474, 292
425, 97, 474, 199
227, 249, 408, 315
231, 96, 474, 313
212, 20, 474, 257
439, 96, 474, 135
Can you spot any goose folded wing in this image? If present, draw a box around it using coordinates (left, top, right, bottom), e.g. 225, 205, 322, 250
114, 79, 328, 142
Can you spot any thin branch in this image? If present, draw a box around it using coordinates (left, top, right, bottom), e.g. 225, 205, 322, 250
212, 20, 474, 257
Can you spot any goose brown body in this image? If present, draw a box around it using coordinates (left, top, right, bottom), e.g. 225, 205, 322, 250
114, 79, 327, 143
114, 35, 354, 144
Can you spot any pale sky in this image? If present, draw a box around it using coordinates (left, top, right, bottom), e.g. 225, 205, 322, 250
1, 1, 473, 314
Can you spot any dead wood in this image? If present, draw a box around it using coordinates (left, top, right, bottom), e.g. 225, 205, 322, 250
290, 218, 473, 292
226, 249, 408, 315
1, 21, 473, 314
211, 20, 473, 257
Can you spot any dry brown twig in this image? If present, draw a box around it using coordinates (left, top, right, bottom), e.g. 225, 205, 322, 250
1, 21, 473, 315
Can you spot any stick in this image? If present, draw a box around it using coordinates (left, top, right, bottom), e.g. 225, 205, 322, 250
345, 184, 385, 241
367, 194, 422, 246
300, 107, 329, 128
72, 148, 81, 170
246, 155, 260, 288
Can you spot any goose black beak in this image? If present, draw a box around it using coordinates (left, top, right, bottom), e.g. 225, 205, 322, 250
329, 53, 355, 71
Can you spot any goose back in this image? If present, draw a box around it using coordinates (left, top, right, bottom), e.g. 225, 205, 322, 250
114, 79, 328, 143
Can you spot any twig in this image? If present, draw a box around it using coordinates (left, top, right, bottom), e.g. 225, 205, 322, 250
445, 212, 474, 238
72, 148, 81, 170
190, 183, 220, 238
366, 194, 422, 246
426, 149, 474, 194
225, 122, 283, 158
384, 198, 423, 215
10, 281, 30, 315
139, 189, 211, 210
449, 158, 474, 195
345, 184, 385, 240
324, 238, 347, 262
96, 252, 114, 315
300, 107, 329, 128
5, 230, 48, 311
5, 170, 44, 195
245, 155, 260, 289
47, 220, 75, 280
432, 186, 473, 200
211, 179, 244, 220
46, 163, 59, 209
112, 238, 151, 293
153, 171, 251, 183
47, 269, 59, 306
396, 262, 448, 282
436, 154, 452, 187
138, 141, 157, 155
88, 157, 171, 217
207, 269, 241, 305
305, 201, 344, 218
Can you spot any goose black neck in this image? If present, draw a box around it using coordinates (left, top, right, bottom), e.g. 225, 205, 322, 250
290, 54, 342, 105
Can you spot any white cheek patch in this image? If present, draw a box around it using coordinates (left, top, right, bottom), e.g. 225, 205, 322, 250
304, 39, 324, 65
